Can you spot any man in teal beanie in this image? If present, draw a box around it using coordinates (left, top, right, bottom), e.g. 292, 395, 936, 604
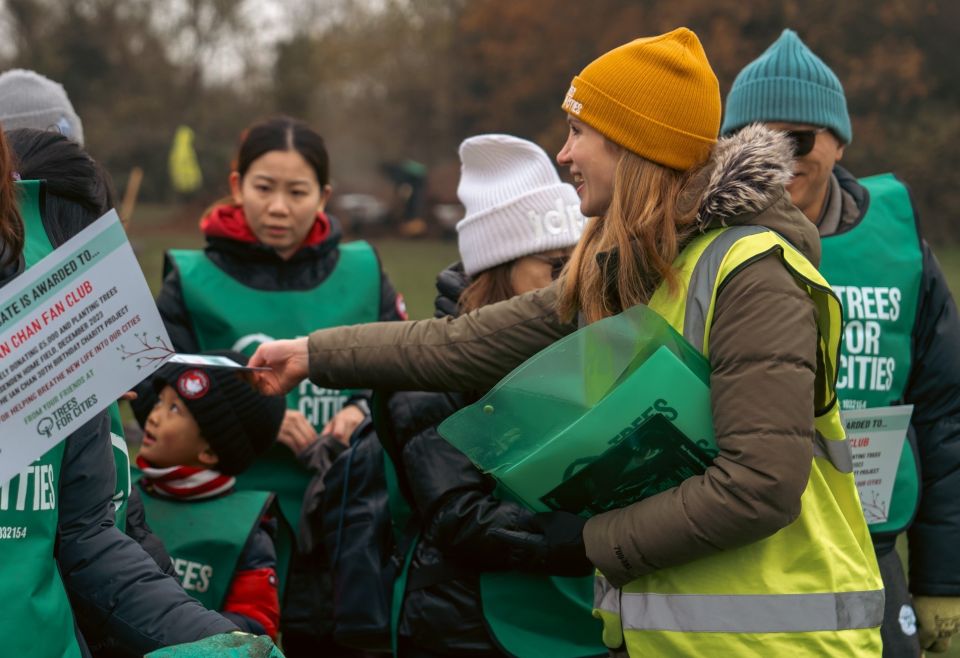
723, 29, 960, 656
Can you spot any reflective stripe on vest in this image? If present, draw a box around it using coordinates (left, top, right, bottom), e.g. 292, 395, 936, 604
815, 429, 853, 473
682, 225, 768, 353
607, 225, 883, 654
618, 590, 884, 633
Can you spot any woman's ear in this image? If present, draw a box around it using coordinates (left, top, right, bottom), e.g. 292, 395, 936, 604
228, 171, 243, 205
317, 184, 333, 211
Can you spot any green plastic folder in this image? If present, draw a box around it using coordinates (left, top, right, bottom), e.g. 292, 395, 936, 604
438, 304, 717, 515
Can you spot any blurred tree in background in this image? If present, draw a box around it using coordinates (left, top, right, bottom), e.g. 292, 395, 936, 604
1, 0, 957, 239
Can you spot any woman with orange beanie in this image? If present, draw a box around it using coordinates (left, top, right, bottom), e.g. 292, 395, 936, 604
251, 29, 883, 656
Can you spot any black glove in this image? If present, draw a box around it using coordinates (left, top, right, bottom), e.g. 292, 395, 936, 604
491, 510, 593, 577
434, 262, 470, 318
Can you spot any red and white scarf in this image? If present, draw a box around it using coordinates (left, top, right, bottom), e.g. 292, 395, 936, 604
136, 456, 236, 501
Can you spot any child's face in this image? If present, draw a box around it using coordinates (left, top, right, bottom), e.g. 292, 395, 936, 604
142, 385, 217, 469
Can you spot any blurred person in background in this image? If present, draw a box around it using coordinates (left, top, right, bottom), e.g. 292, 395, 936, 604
0, 69, 84, 144
140, 115, 407, 657
250, 28, 884, 656
382, 134, 599, 658
722, 29, 960, 657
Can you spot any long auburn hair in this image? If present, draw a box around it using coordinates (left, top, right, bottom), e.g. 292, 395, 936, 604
0, 129, 23, 270
559, 150, 708, 324
458, 261, 516, 313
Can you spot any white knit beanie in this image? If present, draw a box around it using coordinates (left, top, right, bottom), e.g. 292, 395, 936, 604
0, 69, 84, 145
456, 134, 585, 276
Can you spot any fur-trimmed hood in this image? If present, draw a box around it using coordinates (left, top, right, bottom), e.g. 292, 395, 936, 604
695, 123, 821, 265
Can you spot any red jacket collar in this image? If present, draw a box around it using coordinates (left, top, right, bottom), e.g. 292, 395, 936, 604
199, 204, 331, 250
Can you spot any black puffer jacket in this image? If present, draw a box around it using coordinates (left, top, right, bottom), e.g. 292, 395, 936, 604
387, 266, 575, 656
832, 167, 960, 596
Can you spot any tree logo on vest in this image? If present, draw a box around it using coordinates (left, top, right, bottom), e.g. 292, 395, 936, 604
177, 370, 210, 400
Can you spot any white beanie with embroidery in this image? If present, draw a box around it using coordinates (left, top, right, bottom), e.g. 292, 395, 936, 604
456, 134, 585, 276
0, 69, 84, 145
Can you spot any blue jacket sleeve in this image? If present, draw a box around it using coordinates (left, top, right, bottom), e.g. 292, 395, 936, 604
905, 243, 960, 596
59, 412, 238, 654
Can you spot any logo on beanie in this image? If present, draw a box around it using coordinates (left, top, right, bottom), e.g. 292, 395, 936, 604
563, 86, 582, 115
177, 369, 210, 400
528, 197, 586, 238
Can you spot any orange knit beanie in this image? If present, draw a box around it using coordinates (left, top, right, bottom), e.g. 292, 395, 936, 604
561, 28, 721, 171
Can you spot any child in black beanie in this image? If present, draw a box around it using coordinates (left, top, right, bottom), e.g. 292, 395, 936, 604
136, 351, 287, 640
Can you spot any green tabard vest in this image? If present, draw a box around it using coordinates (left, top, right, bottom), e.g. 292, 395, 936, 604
167, 244, 380, 535
1, 181, 81, 657
19, 179, 131, 529
134, 473, 289, 610
479, 573, 604, 658
819, 173, 922, 532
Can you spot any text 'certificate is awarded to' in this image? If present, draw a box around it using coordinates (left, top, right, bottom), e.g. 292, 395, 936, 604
0, 210, 174, 484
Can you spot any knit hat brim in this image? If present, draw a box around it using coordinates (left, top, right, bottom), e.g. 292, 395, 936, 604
720, 29, 852, 144
721, 77, 852, 143
457, 182, 584, 276
150, 355, 284, 475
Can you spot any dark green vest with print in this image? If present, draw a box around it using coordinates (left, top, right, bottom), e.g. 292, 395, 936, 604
166, 244, 380, 535
819, 173, 922, 533
135, 472, 291, 610
1, 181, 80, 657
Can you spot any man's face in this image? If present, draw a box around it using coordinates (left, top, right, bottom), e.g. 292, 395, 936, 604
766, 122, 845, 223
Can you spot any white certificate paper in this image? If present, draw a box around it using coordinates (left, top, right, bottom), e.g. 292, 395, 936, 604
841, 405, 913, 525
0, 210, 174, 484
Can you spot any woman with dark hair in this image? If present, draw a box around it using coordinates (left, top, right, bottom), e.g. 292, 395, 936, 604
153, 115, 406, 656
0, 127, 238, 657
7, 127, 114, 222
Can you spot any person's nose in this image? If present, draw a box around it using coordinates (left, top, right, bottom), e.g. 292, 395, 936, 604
556, 138, 573, 167
267, 193, 290, 216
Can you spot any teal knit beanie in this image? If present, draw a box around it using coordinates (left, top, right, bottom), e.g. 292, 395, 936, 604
721, 29, 851, 143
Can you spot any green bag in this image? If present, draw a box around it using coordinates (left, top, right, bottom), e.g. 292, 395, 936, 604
438, 304, 716, 514
145, 633, 284, 658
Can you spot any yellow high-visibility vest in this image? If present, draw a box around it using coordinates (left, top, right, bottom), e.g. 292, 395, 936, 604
593, 226, 884, 656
